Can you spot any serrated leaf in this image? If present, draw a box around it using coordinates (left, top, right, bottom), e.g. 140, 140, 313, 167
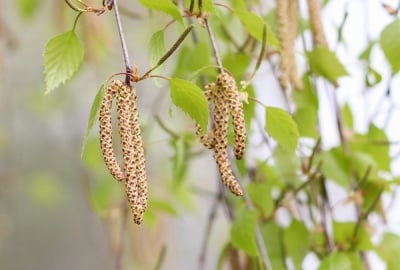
138, 0, 182, 23
81, 84, 106, 158
380, 19, 400, 73
307, 47, 348, 83
149, 30, 165, 68
169, 78, 209, 132
283, 220, 311, 270
318, 252, 352, 270
44, 30, 84, 94
246, 181, 273, 216
235, 10, 279, 47
266, 107, 299, 153
230, 209, 258, 256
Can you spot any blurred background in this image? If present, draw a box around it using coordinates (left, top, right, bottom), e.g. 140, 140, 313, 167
1, 0, 400, 270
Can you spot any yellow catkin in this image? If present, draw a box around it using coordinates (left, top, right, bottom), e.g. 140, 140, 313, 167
213, 77, 243, 196
276, 0, 290, 90
99, 81, 125, 182
217, 73, 246, 160
287, 0, 304, 91
196, 87, 215, 149
128, 84, 148, 223
307, 0, 328, 48
117, 81, 149, 224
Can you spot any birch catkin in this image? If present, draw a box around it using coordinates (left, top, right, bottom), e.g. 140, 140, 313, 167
276, 0, 290, 90
307, 0, 328, 48
99, 81, 125, 182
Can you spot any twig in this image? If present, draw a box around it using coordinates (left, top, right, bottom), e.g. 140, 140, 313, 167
113, 0, 133, 85
204, 19, 224, 73
152, 245, 167, 270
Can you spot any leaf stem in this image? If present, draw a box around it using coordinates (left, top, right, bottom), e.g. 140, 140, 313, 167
72, 12, 84, 31
112, 0, 132, 85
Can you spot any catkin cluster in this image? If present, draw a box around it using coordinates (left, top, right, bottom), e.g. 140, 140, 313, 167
276, 0, 303, 91
99, 80, 148, 224
197, 72, 246, 196
307, 0, 328, 48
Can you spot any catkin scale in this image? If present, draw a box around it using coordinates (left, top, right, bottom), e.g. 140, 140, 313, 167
99, 81, 125, 182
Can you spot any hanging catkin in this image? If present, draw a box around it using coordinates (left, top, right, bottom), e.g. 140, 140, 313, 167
128, 83, 148, 221
276, 0, 290, 90
217, 73, 246, 160
196, 86, 215, 149
212, 79, 243, 196
99, 81, 125, 182
307, 0, 328, 48
287, 0, 304, 90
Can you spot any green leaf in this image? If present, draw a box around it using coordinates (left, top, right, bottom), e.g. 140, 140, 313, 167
380, 19, 400, 73
16, 0, 40, 18
149, 30, 165, 68
138, 0, 182, 23
307, 47, 348, 83
350, 125, 390, 171
318, 252, 352, 270
273, 145, 300, 186
235, 10, 264, 40
318, 147, 352, 187
333, 221, 373, 251
377, 233, 400, 270
266, 107, 299, 153
81, 83, 106, 158
246, 181, 273, 217
260, 222, 286, 270
185, 0, 215, 13
89, 176, 118, 216
173, 43, 210, 78
293, 107, 318, 138
235, 10, 279, 47
359, 42, 376, 61
169, 78, 209, 132
342, 103, 353, 129
292, 74, 319, 110
230, 209, 258, 256
365, 66, 382, 87
44, 30, 84, 94
283, 220, 311, 270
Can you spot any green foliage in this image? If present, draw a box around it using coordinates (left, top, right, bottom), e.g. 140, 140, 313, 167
380, 19, 400, 73
318, 252, 352, 270
318, 147, 352, 187
377, 233, 400, 270
307, 47, 348, 83
169, 78, 209, 132
138, 0, 182, 23
81, 83, 106, 158
149, 30, 166, 68
333, 221, 373, 251
246, 181, 273, 217
29, 172, 63, 207
261, 222, 286, 270
44, 30, 84, 94
230, 209, 258, 256
283, 220, 311, 269
266, 107, 299, 153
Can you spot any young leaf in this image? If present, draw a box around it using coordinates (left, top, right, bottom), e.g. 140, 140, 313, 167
149, 30, 166, 68
16, 0, 40, 18
44, 30, 84, 94
293, 107, 318, 138
307, 47, 348, 83
230, 209, 258, 256
380, 19, 400, 73
318, 252, 352, 270
265, 107, 299, 153
169, 78, 209, 132
333, 222, 373, 251
318, 147, 352, 188
260, 222, 286, 270
138, 0, 182, 23
283, 220, 311, 270
246, 181, 273, 216
81, 83, 106, 158
235, 10, 279, 47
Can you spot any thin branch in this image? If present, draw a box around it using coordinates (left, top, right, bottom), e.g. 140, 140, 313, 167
113, 0, 132, 85
204, 19, 224, 73
115, 202, 129, 270
152, 245, 167, 270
